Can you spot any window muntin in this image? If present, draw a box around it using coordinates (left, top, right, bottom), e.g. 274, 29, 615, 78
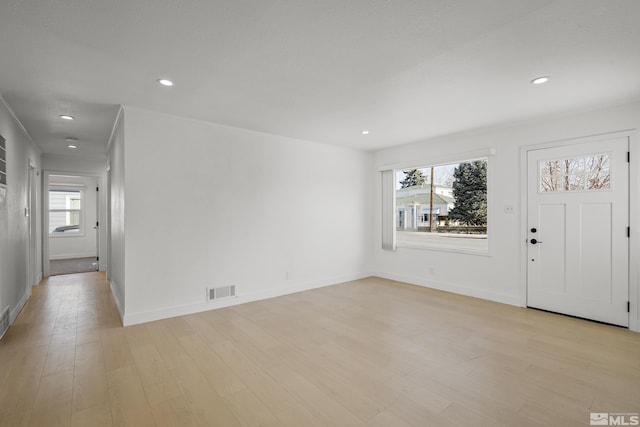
540, 153, 610, 192
49, 188, 83, 234
394, 158, 488, 253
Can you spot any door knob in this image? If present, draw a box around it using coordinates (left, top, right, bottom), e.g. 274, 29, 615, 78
530, 238, 542, 244
530, 227, 537, 233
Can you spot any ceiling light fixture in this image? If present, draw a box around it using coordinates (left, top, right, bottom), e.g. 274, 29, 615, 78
531, 76, 550, 85
59, 115, 75, 120
158, 78, 174, 87
65, 137, 78, 142
67, 144, 78, 149
361, 130, 370, 135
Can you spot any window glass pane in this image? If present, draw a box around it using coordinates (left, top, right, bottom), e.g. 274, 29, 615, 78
49, 190, 81, 208
395, 159, 488, 252
540, 153, 610, 192
540, 160, 563, 192
586, 154, 610, 190
540, 173, 563, 192
563, 158, 584, 175
541, 160, 562, 177
49, 189, 81, 233
567, 173, 585, 191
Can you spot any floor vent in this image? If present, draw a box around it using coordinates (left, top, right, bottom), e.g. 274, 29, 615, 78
207, 285, 236, 301
0, 306, 10, 340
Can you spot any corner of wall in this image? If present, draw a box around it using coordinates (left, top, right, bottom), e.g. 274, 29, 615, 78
107, 106, 124, 154
109, 279, 124, 325
372, 271, 521, 307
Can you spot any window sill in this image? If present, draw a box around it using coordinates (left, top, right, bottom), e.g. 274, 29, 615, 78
395, 242, 492, 257
49, 232, 86, 238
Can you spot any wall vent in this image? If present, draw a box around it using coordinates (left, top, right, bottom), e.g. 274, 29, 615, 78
207, 285, 236, 302
0, 306, 10, 340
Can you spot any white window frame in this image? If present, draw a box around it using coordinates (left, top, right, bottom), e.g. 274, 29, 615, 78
48, 185, 86, 238
379, 148, 495, 256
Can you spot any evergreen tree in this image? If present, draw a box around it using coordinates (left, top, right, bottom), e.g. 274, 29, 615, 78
449, 161, 487, 226
399, 169, 427, 188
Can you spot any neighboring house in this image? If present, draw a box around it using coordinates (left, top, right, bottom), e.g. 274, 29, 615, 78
395, 184, 454, 230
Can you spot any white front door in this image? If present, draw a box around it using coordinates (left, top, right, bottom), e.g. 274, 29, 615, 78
527, 136, 629, 326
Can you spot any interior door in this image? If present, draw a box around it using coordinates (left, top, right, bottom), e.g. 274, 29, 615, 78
527, 136, 629, 326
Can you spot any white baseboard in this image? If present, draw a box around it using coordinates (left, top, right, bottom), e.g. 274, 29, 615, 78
50, 252, 97, 260
372, 271, 521, 307
10, 286, 32, 324
123, 272, 370, 326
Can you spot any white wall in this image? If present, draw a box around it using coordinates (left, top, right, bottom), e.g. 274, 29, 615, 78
107, 108, 125, 319
42, 154, 108, 271
0, 96, 41, 327
42, 153, 107, 175
371, 101, 640, 331
119, 106, 371, 325
48, 174, 98, 260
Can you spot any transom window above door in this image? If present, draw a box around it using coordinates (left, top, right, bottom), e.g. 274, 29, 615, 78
539, 153, 611, 192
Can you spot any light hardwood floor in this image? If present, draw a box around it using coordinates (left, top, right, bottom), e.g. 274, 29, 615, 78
1, 272, 639, 426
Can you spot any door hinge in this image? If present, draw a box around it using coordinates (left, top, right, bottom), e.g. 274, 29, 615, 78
628, 301, 631, 313
628, 227, 630, 237
97, 256, 99, 261
96, 221, 99, 227
96, 186, 99, 191
627, 152, 630, 163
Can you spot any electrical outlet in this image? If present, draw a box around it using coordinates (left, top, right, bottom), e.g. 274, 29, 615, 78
504, 205, 515, 214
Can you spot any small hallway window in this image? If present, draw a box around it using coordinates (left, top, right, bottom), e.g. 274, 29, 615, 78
49, 188, 83, 234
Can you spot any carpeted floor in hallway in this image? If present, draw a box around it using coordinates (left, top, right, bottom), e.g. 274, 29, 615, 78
49, 257, 98, 276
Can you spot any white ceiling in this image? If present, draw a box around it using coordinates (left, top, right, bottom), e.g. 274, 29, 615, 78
1, 0, 639, 157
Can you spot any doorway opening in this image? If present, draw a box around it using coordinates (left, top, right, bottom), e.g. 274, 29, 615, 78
45, 173, 100, 276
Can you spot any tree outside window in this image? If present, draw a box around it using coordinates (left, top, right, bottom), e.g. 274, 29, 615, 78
394, 158, 488, 252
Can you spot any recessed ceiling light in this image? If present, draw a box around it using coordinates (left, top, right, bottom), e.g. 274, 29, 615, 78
158, 78, 174, 87
361, 130, 370, 135
59, 115, 75, 120
67, 144, 78, 149
531, 76, 550, 85
65, 137, 78, 142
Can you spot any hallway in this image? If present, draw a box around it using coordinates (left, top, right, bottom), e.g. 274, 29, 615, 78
0, 272, 119, 425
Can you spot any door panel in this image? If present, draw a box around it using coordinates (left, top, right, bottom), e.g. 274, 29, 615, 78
580, 203, 612, 302
537, 203, 566, 295
527, 137, 629, 326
